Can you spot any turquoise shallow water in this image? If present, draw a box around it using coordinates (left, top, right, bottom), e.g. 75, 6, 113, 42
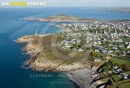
0, 7, 130, 88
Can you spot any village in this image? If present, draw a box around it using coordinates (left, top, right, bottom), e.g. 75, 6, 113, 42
55, 20, 130, 88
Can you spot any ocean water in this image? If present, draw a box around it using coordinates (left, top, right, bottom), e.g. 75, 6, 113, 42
0, 7, 130, 88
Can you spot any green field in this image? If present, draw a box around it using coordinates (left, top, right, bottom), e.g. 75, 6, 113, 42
111, 58, 130, 66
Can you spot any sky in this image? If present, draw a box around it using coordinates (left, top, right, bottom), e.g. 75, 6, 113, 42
0, 0, 130, 7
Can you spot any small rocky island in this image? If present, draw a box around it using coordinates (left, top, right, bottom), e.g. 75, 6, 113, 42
17, 15, 130, 88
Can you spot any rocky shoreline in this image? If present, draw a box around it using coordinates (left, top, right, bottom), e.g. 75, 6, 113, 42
16, 35, 98, 88
66, 67, 98, 88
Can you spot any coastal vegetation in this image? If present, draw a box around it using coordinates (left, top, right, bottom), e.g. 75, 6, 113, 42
17, 15, 130, 88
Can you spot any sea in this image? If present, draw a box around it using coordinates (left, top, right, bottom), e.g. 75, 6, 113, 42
0, 7, 130, 88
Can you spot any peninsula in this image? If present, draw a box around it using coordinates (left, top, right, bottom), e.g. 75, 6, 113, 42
17, 15, 130, 88
110, 7, 130, 13
25, 15, 97, 22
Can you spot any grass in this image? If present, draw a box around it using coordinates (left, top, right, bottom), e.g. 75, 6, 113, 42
118, 83, 130, 88
111, 58, 130, 66
113, 42, 124, 45
116, 79, 130, 85
31, 34, 91, 65
112, 75, 120, 82
120, 36, 129, 42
